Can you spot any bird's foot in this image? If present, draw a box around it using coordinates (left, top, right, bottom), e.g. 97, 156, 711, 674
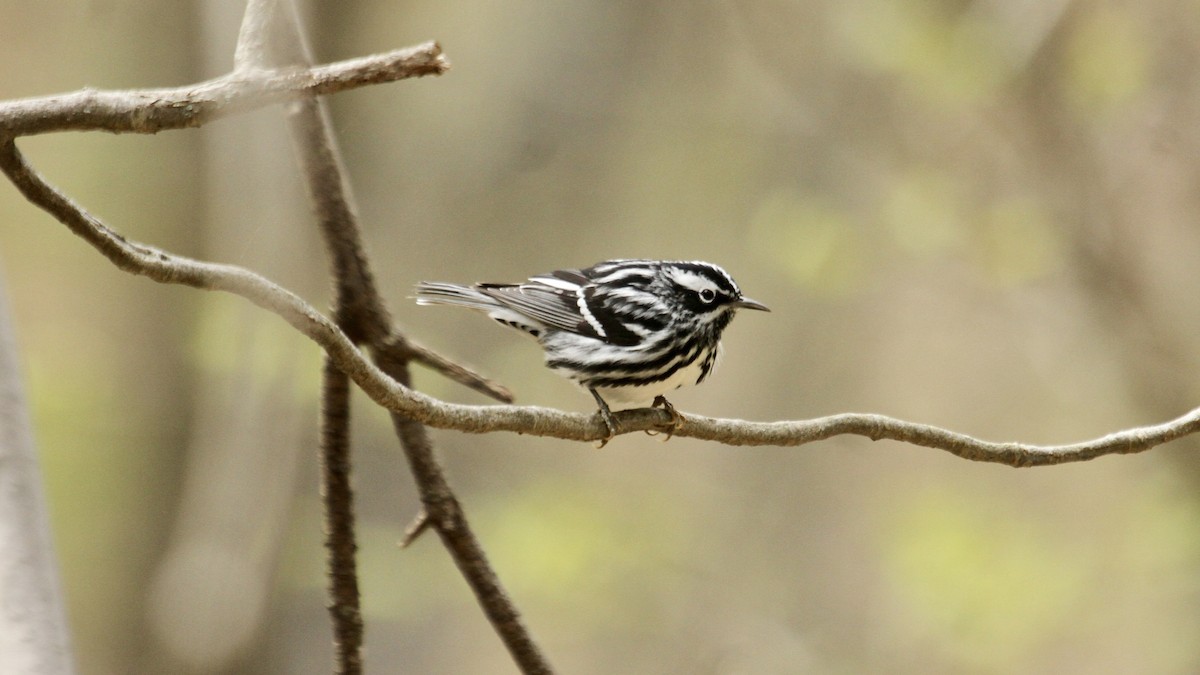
590, 388, 618, 448
646, 395, 685, 441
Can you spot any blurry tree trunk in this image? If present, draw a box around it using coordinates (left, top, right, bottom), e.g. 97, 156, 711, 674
0, 264, 75, 675
142, 0, 314, 670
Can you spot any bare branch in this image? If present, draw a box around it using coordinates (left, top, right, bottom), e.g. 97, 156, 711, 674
382, 335, 514, 403
262, 5, 372, 668
3, 136, 1199, 468
262, 3, 547, 671
664, 406, 1200, 466
0, 41, 447, 138
234, 0, 278, 70
374, 349, 553, 674
318, 359, 363, 675
284, 78, 390, 343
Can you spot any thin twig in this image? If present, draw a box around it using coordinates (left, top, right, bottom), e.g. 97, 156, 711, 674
381, 334, 514, 404
3, 136, 1199, 468
0, 42, 447, 138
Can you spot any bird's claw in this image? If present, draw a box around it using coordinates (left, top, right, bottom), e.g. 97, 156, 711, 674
646, 395, 685, 441
590, 388, 618, 448
593, 407, 618, 448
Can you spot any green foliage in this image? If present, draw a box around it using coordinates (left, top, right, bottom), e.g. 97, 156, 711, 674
878, 477, 1200, 672
751, 189, 866, 295
1063, 7, 1150, 115
476, 478, 692, 620
837, 0, 1009, 105
879, 487, 1088, 669
883, 168, 967, 256
973, 197, 1063, 285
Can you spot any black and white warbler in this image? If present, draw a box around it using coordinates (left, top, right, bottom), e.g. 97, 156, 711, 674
415, 259, 769, 441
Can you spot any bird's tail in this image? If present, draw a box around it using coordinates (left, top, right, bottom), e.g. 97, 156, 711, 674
414, 282, 500, 312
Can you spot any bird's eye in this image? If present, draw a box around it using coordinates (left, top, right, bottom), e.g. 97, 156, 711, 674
698, 288, 717, 304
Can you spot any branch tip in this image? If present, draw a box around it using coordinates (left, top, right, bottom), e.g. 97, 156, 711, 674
398, 509, 431, 548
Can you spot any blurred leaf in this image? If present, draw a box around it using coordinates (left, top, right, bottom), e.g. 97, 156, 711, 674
973, 197, 1063, 285
1063, 6, 1150, 114
1104, 475, 1200, 670
878, 488, 1088, 669
475, 478, 691, 623
188, 296, 322, 403
882, 167, 967, 256
836, 0, 1008, 105
750, 189, 865, 295
1121, 477, 1200, 569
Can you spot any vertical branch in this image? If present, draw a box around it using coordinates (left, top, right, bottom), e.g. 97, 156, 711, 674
319, 359, 363, 675
272, 8, 371, 673
233, 0, 277, 70
250, 0, 553, 671
235, 1, 367, 672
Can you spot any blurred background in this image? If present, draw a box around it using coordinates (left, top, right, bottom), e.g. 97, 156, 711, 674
3, 0, 1200, 672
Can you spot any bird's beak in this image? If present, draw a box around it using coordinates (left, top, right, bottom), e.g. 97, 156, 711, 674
734, 297, 770, 312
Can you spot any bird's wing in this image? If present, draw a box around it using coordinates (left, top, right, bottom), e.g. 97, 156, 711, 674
478, 281, 589, 334
479, 271, 642, 346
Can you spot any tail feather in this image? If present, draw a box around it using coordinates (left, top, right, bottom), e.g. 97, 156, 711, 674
414, 282, 500, 312
416, 281, 546, 337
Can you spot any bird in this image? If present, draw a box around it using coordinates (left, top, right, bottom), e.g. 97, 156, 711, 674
414, 259, 769, 442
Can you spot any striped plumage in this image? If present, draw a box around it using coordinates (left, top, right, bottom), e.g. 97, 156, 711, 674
415, 259, 768, 435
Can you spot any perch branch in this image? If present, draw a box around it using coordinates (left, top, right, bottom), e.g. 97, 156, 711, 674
3, 136, 1199, 468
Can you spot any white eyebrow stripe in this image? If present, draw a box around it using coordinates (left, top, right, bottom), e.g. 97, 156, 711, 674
671, 270, 718, 293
